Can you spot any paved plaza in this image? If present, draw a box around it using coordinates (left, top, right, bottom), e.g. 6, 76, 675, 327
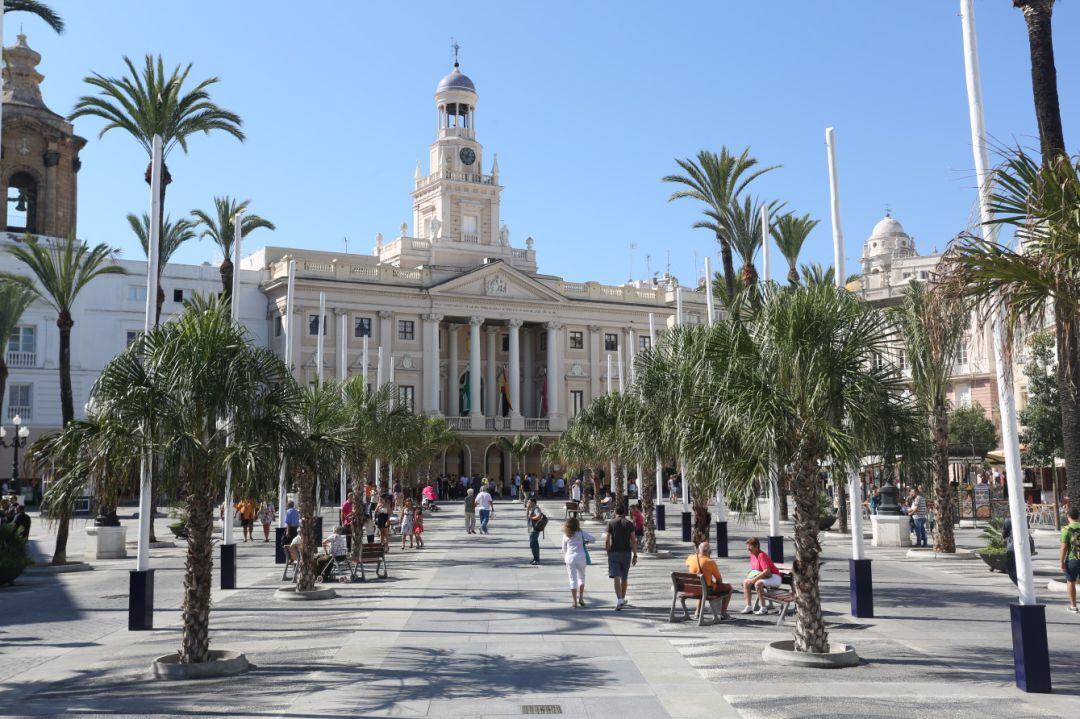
2, 502, 1079, 718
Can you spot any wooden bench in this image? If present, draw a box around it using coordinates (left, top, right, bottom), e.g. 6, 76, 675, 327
669, 571, 731, 626
565, 501, 580, 519
354, 541, 389, 581
755, 563, 795, 626
281, 544, 300, 581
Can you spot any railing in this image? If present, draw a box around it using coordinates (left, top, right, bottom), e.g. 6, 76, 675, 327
302, 260, 335, 273
460, 233, 480, 244
408, 238, 431, 251
446, 417, 471, 431
561, 282, 587, 294
511, 249, 529, 260
393, 268, 424, 281
524, 418, 550, 432
5, 351, 35, 368
7, 406, 30, 421
484, 418, 496, 430
415, 170, 496, 191
272, 259, 430, 286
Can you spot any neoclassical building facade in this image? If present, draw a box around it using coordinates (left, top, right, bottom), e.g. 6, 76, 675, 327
247, 62, 708, 479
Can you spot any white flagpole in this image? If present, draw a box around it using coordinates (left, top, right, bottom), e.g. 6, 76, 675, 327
339, 311, 347, 506
375, 346, 384, 493
316, 292, 326, 384
704, 258, 715, 326
650, 311, 662, 507
825, 127, 845, 288
761, 205, 770, 284
960, 0, 1034, 607
362, 335, 369, 389
676, 287, 684, 326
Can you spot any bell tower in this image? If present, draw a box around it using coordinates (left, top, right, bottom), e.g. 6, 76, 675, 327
1, 33, 85, 238
411, 52, 502, 250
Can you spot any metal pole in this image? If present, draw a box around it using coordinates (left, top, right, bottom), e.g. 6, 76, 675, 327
278, 260, 295, 529
760, 205, 770, 284
703, 258, 715, 326
316, 292, 326, 384
825, 127, 845, 288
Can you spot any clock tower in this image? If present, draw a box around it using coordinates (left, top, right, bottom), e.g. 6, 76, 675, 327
411, 60, 502, 251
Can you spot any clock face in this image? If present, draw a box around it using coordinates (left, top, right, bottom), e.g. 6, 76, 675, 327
459, 147, 476, 166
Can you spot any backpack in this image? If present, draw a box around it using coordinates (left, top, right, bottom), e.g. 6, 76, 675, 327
533, 512, 549, 533
1068, 527, 1080, 559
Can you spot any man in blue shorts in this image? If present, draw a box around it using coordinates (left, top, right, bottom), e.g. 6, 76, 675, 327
605, 503, 638, 610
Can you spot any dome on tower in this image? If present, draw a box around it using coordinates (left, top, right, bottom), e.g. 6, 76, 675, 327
870, 215, 906, 240
862, 212, 916, 267
436, 65, 476, 94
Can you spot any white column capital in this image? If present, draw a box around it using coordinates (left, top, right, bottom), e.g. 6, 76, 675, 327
378, 309, 394, 319
447, 322, 464, 332
507, 318, 524, 329
334, 307, 347, 317
423, 313, 444, 323
588, 325, 601, 333
485, 325, 500, 335
545, 321, 563, 331
469, 316, 485, 327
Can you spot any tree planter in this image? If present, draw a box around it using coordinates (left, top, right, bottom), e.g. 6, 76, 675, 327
761, 640, 860, 668
273, 586, 337, 601
637, 550, 673, 560
152, 650, 249, 680
905, 547, 977, 560
977, 551, 1008, 573
818, 515, 838, 532
168, 523, 188, 539
0, 565, 25, 586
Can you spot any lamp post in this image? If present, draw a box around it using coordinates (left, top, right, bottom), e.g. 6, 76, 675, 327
0, 415, 31, 483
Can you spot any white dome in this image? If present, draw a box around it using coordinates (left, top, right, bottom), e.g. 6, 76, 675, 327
870, 215, 907, 239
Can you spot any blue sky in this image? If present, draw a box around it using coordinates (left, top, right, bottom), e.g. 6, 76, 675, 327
21, 0, 1078, 286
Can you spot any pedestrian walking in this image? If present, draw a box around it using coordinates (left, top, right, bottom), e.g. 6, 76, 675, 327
464, 488, 477, 534
258, 500, 275, 542
605, 503, 638, 610
235, 498, 256, 542
413, 505, 425, 548
562, 516, 595, 607
375, 496, 391, 548
526, 498, 547, 565
400, 497, 416, 549
476, 485, 494, 534
908, 487, 929, 547
284, 500, 300, 543
1060, 507, 1080, 613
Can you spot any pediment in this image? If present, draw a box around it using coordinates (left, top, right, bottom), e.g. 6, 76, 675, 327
429, 261, 565, 303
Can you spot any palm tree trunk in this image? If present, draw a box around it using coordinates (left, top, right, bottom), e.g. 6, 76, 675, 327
155, 285, 165, 326
180, 474, 213, 663
787, 264, 800, 287
792, 455, 829, 654
692, 494, 710, 545
51, 313, 75, 564
836, 475, 849, 535
614, 463, 625, 511
0, 360, 7, 428
779, 473, 790, 521
296, 466, 318, 591
716, 232, 736, 299
220, 258, 234, 301
641, 475, 656, 553
350, 460, 367, 559
932, 404, 956, 552
1016, 0, 1066, 161
1054, 312, 1080, 511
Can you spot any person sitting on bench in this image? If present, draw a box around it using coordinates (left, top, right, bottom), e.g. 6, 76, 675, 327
740, 537, 782, 615
684, 541, 733, 620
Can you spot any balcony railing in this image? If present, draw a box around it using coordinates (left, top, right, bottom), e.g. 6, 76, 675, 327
524, 418, 550, 432
446, 417, 471, 431
7, 406, 30, 421
5, 351, 35, 368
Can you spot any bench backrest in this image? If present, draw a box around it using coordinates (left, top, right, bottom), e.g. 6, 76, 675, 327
360, 543, 386, 560
671, 571, 706, 597
286, 544, 300, 562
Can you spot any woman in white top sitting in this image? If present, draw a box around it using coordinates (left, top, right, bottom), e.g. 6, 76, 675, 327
561, 517, 596, 608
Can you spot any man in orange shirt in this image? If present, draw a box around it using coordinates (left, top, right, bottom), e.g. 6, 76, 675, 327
685, 541, 733, 620
235, 498, 257, 542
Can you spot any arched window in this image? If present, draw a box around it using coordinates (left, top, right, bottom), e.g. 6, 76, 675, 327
7, 172, 38, 233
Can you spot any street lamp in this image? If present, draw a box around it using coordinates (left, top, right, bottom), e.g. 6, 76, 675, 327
0, 414, 32, 483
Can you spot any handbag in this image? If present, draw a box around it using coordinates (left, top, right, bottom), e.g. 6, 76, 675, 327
581, 532, 593, 565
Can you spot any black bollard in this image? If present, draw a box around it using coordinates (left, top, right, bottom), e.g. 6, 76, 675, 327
275, 527, 287, 564
656, 504, 666, 531
715, 520, 729, 557
681, 511, 692, 542
849, 558, 873, 618
220, 543, 237, 589
767, 535, 784, 564
1010, 603, 1052, 693
128, 569, 154, 630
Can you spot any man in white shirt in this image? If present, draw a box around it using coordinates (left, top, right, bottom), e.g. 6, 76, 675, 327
571, 480, 583, 503
476, 487, 494, 534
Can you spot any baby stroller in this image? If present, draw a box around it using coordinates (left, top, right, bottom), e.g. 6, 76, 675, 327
316, 551, 354, 583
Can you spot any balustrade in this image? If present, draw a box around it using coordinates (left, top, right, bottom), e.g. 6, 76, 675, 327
5, 351, 35, 368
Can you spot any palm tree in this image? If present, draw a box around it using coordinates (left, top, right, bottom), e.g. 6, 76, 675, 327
664, 148, 778, 299
190, 197, 275, 298
544, 433, 602, 516
90, 295, 296, 662
728, 197, 783, 289
1013, 1, 1065, 163
799, 262, 858, 288
289, 381, 349, 592
773, 213, 820, 287
126, 213, 196, 324
417, 417, 461, 487
682, 284, 904, 654
889, 281, 967, 553
941, 148, 1080, 510
68, 55, 244, 239
4, 1, 64, 33
341, 378, 401, 553
1, 236, 125, 427
0, 280, 34, 415
498, 434, 542, 480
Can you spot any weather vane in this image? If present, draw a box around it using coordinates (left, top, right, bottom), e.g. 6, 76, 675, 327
451, 37, 461, 67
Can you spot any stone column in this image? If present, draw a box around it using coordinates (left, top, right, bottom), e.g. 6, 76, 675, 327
447, 324, 461, 416
469, 317, 483, 423
485, 326, 498, 417
293, 307, 305, 382
522, 329, 535, 417
336, 308, 348, 382
508, 320, 522, 418
588, 325, 602, 402
545, 322, 561, 420
626, 327, 636, 383
422, 313, 442, 414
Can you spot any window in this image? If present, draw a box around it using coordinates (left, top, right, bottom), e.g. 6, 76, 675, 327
354, 317, 372, 338
7, 325, 34, 354
955, 382, 972, 408
956, 338, 969, 366
128, 285, 147, 302
897, 349, 907, 373
6, 171, 37, 233
872, 352, 884, 371
274, 315, 283, 337
571, 390, 585, 418
569, 331, 583, 350
463, 215, 478, 239
308, 314, 327, 336
7, 383, 31, 420
399, 385, 415, 412
639, 336, 652, 352
501, 334, 509, 352
173, 288, 193, 303
125, 330, 142, 346
398, 320, 415, 341
604, 333, 618, 351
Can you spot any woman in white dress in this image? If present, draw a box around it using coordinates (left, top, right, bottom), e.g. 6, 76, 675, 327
561, 517, 595, 608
